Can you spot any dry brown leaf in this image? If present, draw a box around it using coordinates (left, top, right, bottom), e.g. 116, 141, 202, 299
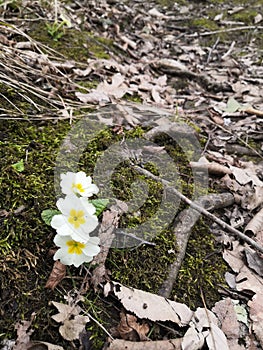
223, 241, 245, 273
235, 265, 263, 295
96, 73, 130, 99
230, 166, 263, 187
182, 308, 229, 350
244, 246, 263, 277
212, 298, 240, 339
75, 91, 110, 104
51, 300, 89, 341
226, 339, 246, 350
13, 313, 35, 350
59, 315, 90, 341
45, 261, 66, 290
113, 310, 150, 341
247, 187, 263, 211
248, 292, 263, 347
51, 301, 81, 323
111, 281, 193, 326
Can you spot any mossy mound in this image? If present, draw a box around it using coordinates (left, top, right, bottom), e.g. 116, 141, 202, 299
0, 119, 228, 347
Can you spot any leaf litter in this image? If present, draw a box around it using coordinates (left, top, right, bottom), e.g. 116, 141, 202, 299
1, 0, 263, 349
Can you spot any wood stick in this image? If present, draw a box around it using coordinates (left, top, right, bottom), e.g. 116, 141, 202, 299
133, 164, 263, 254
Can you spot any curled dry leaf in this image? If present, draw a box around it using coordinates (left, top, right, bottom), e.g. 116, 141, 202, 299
244, 246, 263, 277
247, 186, 263, 211
45, 261, 66, 290
113, 310, 150, 341
245, 208, 263, 235
182, 308, 229, 350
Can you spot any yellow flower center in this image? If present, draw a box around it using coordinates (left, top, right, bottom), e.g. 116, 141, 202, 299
66, 240, 85, 255
68, 209, 86, 228
72, 182, 85, 193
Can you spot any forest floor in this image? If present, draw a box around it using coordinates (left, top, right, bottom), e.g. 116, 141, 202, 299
0, 0, 263, 349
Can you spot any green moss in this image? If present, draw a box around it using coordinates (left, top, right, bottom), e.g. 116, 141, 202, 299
191, 18, 219, 31
0, 119, 73, 344
28, 23, 111, 61
174, 220, 228, 309
155, 0, 186, 7
231, 9, 258, 24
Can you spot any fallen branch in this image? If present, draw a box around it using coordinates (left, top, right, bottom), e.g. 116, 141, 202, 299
152, 58, 232, 93
159, 192, 235, 298
103, 338, 182, 350
133, 165, 263, 254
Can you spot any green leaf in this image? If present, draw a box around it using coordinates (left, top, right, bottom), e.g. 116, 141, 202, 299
224, 97, 241, 113
11, 159, 24, 172
41, 209, 61, 226
90, 199, 109, 216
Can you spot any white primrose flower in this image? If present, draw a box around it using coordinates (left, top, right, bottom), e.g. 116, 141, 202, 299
51, 194, 98, 243
60, 171, 99, 198
53, 234, 100, 267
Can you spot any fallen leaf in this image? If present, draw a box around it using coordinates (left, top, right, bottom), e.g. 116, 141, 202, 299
113, 310, 150, 341
51, 301, 81, 323
13, 313, 36, 350
96, 73, 130, 99
212, 298, 240, 339
254, 13, 262, 24
51, 299, 90, 341
244, 246, 263, 277
45, 261, 66, 290
245, 208, 263, 235
111, 281, 193, 326
182, 325, 205, 350
59, 315, 90, 341
75, 91, 110, 104
248, 292, 263, 347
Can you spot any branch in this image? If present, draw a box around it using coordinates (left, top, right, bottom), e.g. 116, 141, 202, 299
133, 164, 263, 254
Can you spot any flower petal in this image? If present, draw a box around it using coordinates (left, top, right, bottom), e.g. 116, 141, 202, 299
60, 171, 99, 197
82, 240, 100, 256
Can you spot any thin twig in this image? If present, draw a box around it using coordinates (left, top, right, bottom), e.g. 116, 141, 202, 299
187, 25, 263, 37
83, 310, 114, 340
133, 164, 263, 254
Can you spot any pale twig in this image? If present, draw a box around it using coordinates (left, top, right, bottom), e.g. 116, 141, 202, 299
82, 310, 114, 340
187, 25, 263, 37
0, 93, 23, 113
133, 164, 263, 254
221, 40, 236, 60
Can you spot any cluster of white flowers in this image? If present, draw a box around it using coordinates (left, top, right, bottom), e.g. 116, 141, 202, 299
51, 171, 100, 267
